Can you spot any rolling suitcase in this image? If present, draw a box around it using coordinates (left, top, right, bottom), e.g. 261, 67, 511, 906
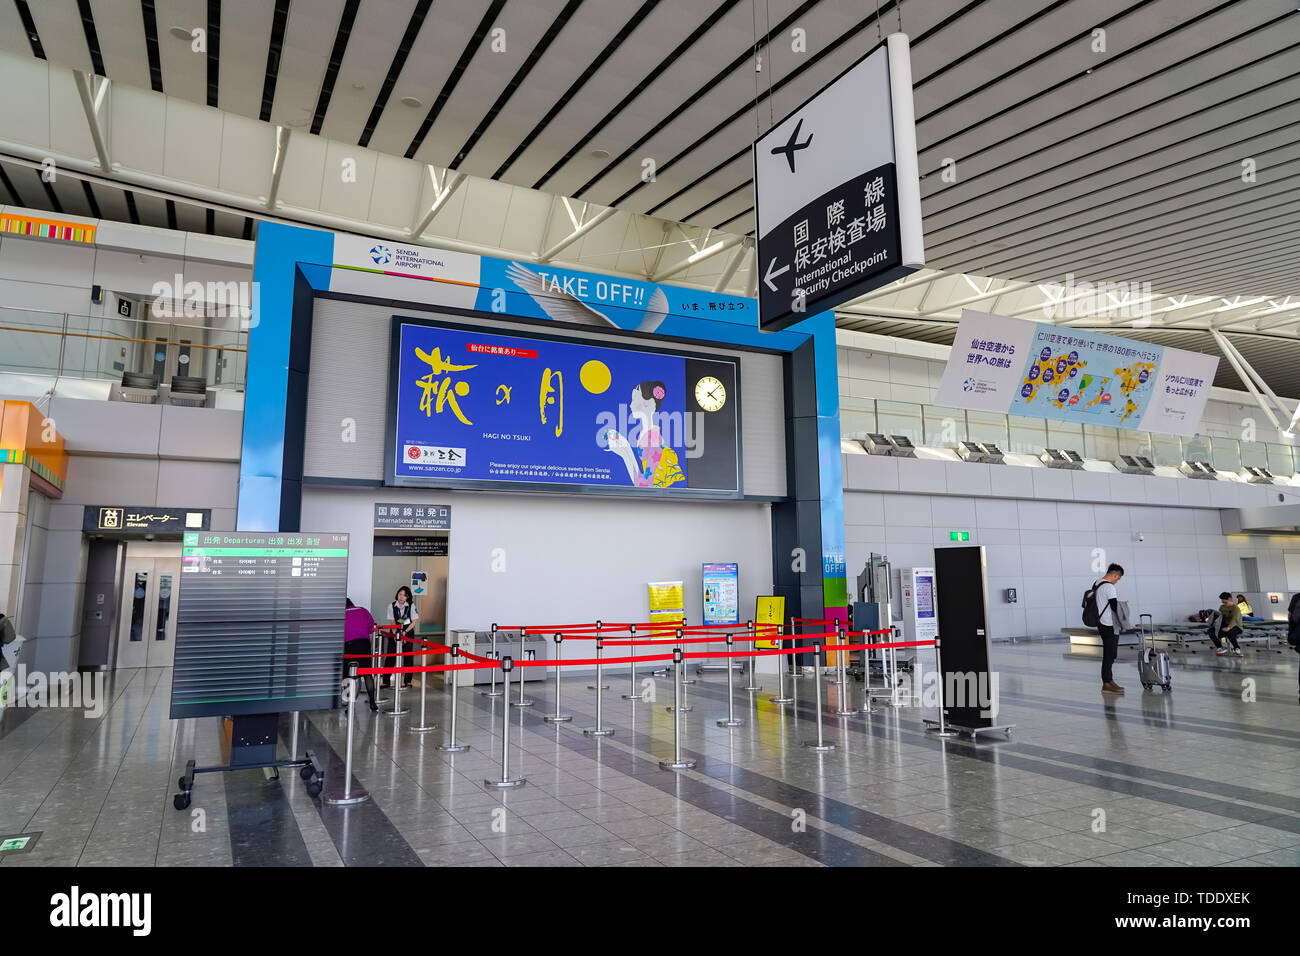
1137, 613, 1172, 692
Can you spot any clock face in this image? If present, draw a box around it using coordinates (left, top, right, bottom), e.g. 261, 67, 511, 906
695, 376, 726, 412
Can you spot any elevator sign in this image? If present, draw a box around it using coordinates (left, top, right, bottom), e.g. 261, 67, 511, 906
753, 34, 924, 332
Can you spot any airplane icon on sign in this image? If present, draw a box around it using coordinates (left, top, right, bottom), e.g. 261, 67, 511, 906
770, 118, 813, 173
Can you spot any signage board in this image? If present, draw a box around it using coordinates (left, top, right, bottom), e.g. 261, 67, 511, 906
170, 532, 349, 718
702, 563, 739, 625
753, 34, 924, 331
755, 595, 785, 649
372, 536, 448, 557
373, 502, 450, 530
934, 310, 1219, 437
648, 581, 685, 625
84, 506, 209, 535
388, 318, 739, 494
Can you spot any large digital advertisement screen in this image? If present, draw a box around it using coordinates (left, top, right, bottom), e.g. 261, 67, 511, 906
387, 318, 740, 494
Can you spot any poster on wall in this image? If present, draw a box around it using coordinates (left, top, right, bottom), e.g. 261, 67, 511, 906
701, 563, 739, 625
388, 318, 739, 493
755, 595, 785, 649
934, 310, 1219, 437
648, 581, 685, 626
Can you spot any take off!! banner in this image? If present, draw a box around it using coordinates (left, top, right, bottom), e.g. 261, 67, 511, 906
934, 310, 1219, 437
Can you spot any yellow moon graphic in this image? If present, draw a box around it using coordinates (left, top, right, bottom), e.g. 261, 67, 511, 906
580, 360, 611, 394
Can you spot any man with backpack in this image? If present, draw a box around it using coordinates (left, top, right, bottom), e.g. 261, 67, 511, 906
1288, 593, 1300, 704
1083, 563, 1126, 694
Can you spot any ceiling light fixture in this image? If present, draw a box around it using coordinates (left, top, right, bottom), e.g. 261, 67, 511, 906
168, 26, 192, 40
400, 96, 423, 108
590, 148, 611, 160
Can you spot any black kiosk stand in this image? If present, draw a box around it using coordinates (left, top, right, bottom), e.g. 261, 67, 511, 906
169, 532, 350, 809
922, 545, 1015, 740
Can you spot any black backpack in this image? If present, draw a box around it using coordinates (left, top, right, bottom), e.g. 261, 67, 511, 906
1081, 581, 1103, 628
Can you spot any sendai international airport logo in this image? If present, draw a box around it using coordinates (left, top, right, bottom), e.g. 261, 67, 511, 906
370, 244, 391, 265
963, 378, 976, 392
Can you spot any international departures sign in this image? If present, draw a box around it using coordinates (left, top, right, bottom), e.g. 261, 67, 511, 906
753, 34, 925, 332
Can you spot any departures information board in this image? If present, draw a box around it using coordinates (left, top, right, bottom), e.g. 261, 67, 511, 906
169, 532, 350, 719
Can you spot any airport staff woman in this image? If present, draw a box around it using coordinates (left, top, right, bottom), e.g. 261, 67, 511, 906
386, 586, 420, 688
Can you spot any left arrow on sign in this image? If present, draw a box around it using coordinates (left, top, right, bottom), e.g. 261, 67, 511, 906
764, 257, 790, 292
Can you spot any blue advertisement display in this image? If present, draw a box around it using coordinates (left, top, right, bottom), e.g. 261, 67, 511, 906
702, 563, 739, 625
391, 319, 737, 491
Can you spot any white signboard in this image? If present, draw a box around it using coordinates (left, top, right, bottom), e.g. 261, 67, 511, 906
753, 34, 924, 331
935, 310, 1219, 438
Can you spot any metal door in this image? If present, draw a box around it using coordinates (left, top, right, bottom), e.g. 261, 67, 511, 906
113, 543, 183, 670
114, 558, 155, 670
145, 558, 180, 667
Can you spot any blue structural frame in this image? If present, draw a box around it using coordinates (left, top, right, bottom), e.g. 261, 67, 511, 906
238, 221, 847, 615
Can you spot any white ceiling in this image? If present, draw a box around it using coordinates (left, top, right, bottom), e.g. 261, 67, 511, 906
0, 0, 1298, 389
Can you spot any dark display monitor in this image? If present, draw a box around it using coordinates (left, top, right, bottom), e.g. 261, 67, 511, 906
169, 532, 350, 719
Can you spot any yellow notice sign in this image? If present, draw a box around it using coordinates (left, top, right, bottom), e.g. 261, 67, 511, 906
647, 581, 685, 625
755, 596, 785, 649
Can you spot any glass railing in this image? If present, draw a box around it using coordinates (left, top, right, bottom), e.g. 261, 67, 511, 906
0, 306, 247, 391
840, 399, 1300, 477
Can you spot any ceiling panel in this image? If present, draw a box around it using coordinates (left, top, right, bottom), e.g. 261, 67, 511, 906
88, 0, 153, 89
265, 0, 348, 130
216, 0, 277, 116
153, 0, 211, 105
318, 0, 421, 144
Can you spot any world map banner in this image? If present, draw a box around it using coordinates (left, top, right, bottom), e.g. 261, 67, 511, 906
934, 310, 1219, 438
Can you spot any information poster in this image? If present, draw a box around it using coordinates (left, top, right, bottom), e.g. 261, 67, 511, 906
934, 310, 1218, 437
702, 563, 739, 625
755, 595, 785, 650
647, 581, 685, 626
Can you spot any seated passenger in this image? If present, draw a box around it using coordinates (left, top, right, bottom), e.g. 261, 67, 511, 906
1236, 594, 1263, 622
1208, 592, 1244, 658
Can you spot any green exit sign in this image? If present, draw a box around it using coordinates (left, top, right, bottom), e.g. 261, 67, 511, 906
949, 531, 970, 542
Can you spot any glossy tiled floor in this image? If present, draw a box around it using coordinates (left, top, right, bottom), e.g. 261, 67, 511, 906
2, 640, 1298, 867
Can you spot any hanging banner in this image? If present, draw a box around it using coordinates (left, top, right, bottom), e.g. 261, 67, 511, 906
753, 34, 924, 331
934, 310, 1218, 437
755, 595, 785, 650
647, 581, 685, 626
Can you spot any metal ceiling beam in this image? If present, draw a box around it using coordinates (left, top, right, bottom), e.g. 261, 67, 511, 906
72, 70, 111, 172
916, 278, 1034, 317
1213, 330, 1297, 432
266, 126, 292, 210
712, 238, 752, 293
1211, 330, 1284, 433
653, 232, 746, 283
411, 168, 466, 238
538, 205, 618, 263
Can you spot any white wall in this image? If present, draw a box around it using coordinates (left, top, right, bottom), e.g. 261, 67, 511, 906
846, 485, 1300, 639
301, 485, 773, 672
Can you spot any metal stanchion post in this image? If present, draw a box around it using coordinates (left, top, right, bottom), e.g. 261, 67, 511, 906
513, 627, 534, 707
743, 619, 761, 691
665, 628, 692, 713
803, 643, 834, 751
371, 628, 386, 701
325, 663, 370, 805
769, 625, 794, 704
437, 644, 469, 753
481, 623, 503, 698
587, 620, 609, 690
544, 633, 573, 723
717, 632, 743, 727
659, 647, 696, 770
409, 644, 437, 733
484, 657, 526, 789
834, 625, 859, 716
384, 632, 408, 716
622, 624, 640, 700
889, 627, 902, 708
930, 637, 958, 737
584, 638, 614, 737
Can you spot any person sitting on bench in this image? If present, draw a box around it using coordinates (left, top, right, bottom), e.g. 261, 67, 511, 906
1236, 594, 1263, 622
1209, 592, 1244, 658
